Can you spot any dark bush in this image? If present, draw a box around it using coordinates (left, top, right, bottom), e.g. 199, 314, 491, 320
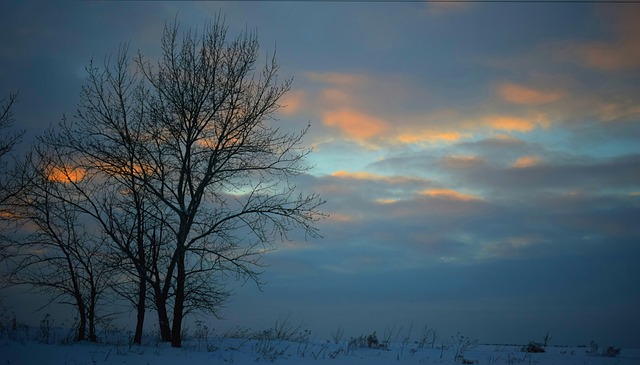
604, 346, 621, 358
522, 341, 545, 353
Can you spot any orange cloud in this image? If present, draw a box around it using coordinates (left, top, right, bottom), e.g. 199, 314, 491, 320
375, 198, 399, 205
48, 166, 86, 183
484, 113, 551, 133
498, 82, 565, 105
485, 116, 537, 132
321, 88, 353, 105
331, 170, 382, 180
419, 189, 481, 202
396, 131, 465, 144
279, 90, 307, 116
323, 108, 389, 140
330, 170, 420, 185
512, 156, 542, 168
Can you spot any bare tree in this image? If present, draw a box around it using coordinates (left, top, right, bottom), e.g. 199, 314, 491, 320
8, 145, 113, 342
135, 20, 325, 347
0, 92, 25, 263
70, 48, 154, 345
44, 17, 324, 348
0, 92, 22, 165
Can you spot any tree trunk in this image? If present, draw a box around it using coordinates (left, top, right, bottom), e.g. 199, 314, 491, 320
76, 300, 87, 341
133, 276, 146, 344
133, 229, 147, 344
88, 304, 97, 342
132, 191, 147, 345
155, 289, 172, 342
170, 246, 186, 348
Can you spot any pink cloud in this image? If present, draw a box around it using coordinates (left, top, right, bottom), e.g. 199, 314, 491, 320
322, 108, 389, 140
330, 170, 425, 185
563, 8, 640, 71
321, 88, 354, 105
497, 82, 565, 105
511, 156, 542, 168
279, 90, 308, 116
419, 188, 481, 202
484, 116, 537, 132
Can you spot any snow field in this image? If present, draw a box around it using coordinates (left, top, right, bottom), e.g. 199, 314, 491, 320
1, 325, 638, 365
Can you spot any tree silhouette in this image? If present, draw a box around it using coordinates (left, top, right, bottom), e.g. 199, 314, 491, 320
38, 17, 324, 347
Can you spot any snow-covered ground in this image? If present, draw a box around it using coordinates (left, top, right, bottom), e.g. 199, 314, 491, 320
1, 326, 638, 365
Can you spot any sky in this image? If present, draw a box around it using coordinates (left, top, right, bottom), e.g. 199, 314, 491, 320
1, 0, 639, 348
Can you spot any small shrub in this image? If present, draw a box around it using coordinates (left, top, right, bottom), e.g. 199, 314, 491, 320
542, 332, 551, 348
10, 315, 18, 340
367, 331, 379, 348
587, 341, 621, 358
347, 335, 367, 353
587, 340, 599, 356
193, 320, 213, 352
521, 341, 545, 353
330, 325, 344, 344
39, 313, 52, 344
452, 332, 478, 362
273, 314, 305, 341
417, 325, 438, 349
604, 346, 621, 358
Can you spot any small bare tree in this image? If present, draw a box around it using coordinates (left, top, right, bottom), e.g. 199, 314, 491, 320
8, 145, 113, 342
0, 92, 22, 166
0, 92, 25, 261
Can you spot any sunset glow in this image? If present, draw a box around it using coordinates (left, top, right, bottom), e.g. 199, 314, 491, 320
1, 0, 639, 349
47, 166, 86, 183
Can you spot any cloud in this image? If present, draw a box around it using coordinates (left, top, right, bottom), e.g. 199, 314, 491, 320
321, 178, 635, 266
511, 156, 542, 168
329, 170, 432, 191
304, 71, 369, 86
484, 116, 545, 133
293, 71, 568, 147
419, 188, 481, 202
481, 235, 547, 259
396, 130, 466, 144
497, 82, 565, 105
560, 8, 640, 71
330, 170, 408, 183
372, 136, 640, 196
48, 166, 86, 183
578, 43, 640, 71
322, 108, 389, 141
440, 155, 485, 170
321, 88, 354, 105
596, 101, 640, 122
279, 90, 308, 116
